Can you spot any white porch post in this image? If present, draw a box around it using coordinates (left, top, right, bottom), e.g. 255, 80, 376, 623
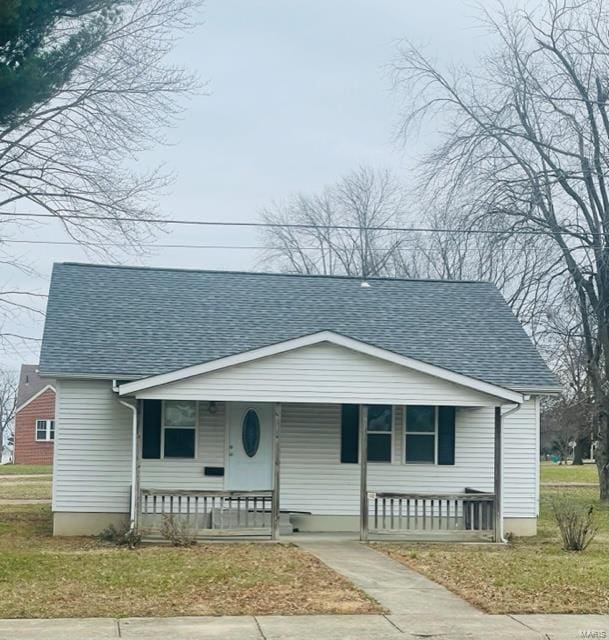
494, 406, 502, 542
271, 402, 282, 540
359, 404, 368, 541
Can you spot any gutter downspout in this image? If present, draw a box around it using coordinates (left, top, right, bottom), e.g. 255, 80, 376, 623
118, 397, 138, 532
497, 397, 529, 543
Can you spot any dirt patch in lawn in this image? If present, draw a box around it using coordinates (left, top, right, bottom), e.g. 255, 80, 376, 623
0, 504, 380, 618
373, 487, 609, 614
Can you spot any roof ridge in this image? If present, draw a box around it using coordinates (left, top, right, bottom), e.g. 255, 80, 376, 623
57, 262, 492, 285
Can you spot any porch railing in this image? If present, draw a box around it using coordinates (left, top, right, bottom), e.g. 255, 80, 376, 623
139, 489, 274, 539
368, 492, 496, 540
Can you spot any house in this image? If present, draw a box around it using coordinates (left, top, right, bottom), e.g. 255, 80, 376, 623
13, 365, 55, 465
39, 263, 560, 540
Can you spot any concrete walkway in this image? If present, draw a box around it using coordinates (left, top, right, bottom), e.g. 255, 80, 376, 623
297, 538, 479, 615
294, 539, 608, 639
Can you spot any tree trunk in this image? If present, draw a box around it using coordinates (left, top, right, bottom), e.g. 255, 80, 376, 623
596, 412, 609, 502
572, 434, 589, 465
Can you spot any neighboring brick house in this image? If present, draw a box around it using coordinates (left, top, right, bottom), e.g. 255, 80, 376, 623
14, 365, 55, 465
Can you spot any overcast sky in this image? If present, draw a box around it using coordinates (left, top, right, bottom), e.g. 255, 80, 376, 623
3, 0, 513, 371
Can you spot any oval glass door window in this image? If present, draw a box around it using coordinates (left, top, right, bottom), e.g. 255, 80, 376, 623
242, 409, 261, 457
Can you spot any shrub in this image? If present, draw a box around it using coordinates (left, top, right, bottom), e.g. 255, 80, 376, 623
551, 498, 598, 551
97, 522, 141, 549
160, 514, 197, 546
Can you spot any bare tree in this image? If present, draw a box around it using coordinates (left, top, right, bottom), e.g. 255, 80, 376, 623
396, 206, 563, 337
0, 0, 202, 347
393, 0, 609, 498
260, 166, 407, 277
0, 370, 17, 462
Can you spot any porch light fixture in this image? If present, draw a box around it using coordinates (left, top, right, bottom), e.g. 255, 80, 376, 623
208, 401, 218, 415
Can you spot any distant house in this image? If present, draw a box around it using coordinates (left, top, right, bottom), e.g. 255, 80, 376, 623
14, 365, 55, 465
40, 263, 560, 540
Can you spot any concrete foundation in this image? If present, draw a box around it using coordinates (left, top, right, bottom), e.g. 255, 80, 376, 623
503, 517, 537, 536
52, 510, 537, 537
291, 513, 538, 536
53, 512, 129, 536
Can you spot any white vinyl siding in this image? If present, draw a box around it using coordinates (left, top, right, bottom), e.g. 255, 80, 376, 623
134, 342, 505, 406
279, 404, 496, 515
53, 379, 132, 513
280, 400, 538, 518
53, 379, 539, 520
503, 397, 539, 518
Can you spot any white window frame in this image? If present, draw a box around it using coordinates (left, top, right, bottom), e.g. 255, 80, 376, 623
404, 405, 438, 465
161, 400, 198, 460
366, 405, 394, 464
35, 419, 55, 442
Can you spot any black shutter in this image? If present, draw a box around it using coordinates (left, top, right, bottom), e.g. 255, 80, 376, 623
142, 399, 162, 459
340, 404, 359, 463
437, 406, 456, 465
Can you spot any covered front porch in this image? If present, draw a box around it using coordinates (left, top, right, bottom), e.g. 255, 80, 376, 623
117, 333, 523, 543
125, 400, 504, 543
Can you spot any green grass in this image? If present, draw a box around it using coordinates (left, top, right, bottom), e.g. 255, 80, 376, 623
0, 504, 379, 618
540, 462, 599, 484
374, 486, 608, 614
0, 465, 52, 476
0, 481, 51, 500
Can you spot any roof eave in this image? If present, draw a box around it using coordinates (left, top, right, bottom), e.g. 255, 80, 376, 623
511, 386, 562, 396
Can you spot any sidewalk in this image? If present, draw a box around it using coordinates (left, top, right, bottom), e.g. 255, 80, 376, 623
0, 613, 607, 640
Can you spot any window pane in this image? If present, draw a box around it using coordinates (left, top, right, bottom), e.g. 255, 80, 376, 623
368, 433, 391, 462
405, 434, 435, 462
36, 420, 47, 440
164, 401, 196, 427
406, 406, 435, 432
242, 410, 261, 458
367, 405, 392, 432
164, 428, 196, 458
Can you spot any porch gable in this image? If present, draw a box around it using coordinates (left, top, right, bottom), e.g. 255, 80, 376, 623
121, 337, 521, 406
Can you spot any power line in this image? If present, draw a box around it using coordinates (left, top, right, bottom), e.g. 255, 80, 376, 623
0, 210, 592, 236
2, 239, 292, 250
0, 238, 549, 254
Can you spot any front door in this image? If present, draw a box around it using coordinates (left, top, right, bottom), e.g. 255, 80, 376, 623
226, 403, 273, 490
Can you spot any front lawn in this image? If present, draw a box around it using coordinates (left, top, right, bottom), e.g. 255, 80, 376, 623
0, 481, 51, 500
0, 464, 52, 476
540, 462, 599, 484
0, 504, 379, 618
374, 487, 608, 614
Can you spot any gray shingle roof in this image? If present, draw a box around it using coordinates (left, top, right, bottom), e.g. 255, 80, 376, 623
17, 364, 54, 408
39, 262, 559, 390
